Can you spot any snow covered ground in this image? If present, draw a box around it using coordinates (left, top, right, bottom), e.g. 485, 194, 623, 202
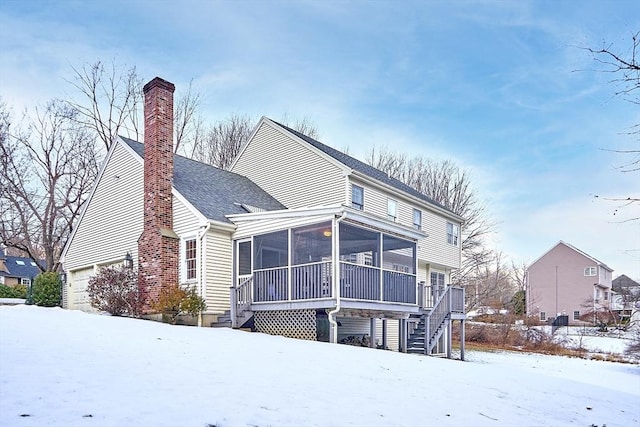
1, 306, 638, 427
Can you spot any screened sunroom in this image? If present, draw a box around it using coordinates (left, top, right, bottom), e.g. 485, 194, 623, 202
229, 205, 425, 316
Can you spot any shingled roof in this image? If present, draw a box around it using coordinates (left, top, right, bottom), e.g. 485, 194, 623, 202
121, 137, 285, 223
0, 254, 43, 280
270, 120, 459, 218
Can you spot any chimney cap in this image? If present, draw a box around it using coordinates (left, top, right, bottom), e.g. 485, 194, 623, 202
143, 77, 175, 94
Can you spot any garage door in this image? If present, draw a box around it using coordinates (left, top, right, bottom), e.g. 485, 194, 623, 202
68, 268, 96, 312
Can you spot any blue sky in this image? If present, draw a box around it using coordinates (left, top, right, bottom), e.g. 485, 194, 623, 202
1, 0, 639, 279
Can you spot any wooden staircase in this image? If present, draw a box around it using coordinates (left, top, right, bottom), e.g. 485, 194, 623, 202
407, 285, 464, 357
406, 312, 450, 355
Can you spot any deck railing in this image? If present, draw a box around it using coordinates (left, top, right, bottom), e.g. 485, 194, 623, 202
236, 275, 253, 312
249, 261, 417, 305
291, 261, 333, 300
382, 270, 416, 303
340, 262, 380, 300
254, 267, 288, 302
451, 286, 465, 313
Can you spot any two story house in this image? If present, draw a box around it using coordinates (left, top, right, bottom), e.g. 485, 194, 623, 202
61, 77, 466, 357
0, 248, 42, 288
525, 241, 613, 325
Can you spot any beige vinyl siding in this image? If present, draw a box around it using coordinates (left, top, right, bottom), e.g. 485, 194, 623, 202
350, 177, 459, 270
172, 198, 200, 236
420, 211, 460, 270
376, 319, 399, 351
337, 317, 369, 340
351, 178, 417, 231
172, 197, 202, 285
232, 121, 346, 208
64, 142, 143, 270
203, 229, 233, 313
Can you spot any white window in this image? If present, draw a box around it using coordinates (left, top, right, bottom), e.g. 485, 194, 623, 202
413, 209, 422, 230
387, 199, 398, 222
430, 272, 445, 288
184, 239, 197, 281
573, 310, 580, 320
15, 260, 25, 266
364, 253, 373, 266
447, 222, 459, 246
351, 185, 364, 210
20, 278, 31, 286
584, 266, 596, 276
393, 264, 410, 273
540, 311, 546, 321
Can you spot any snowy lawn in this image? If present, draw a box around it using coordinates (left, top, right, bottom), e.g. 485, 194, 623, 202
1, 306, 638, 427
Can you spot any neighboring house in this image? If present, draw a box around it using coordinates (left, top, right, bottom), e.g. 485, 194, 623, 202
0, 248, 42, 287
611, 274, 640, 321
525, 241, 613, 325
61, 77, 466, 357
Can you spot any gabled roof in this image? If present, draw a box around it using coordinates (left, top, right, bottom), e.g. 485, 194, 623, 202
612, 274, 640, 292
269, 120, 461, 221
0, 255, 43, 279
529, 241, 614, 272
120, 137, 285, 224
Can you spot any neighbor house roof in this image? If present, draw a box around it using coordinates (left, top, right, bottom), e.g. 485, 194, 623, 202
529, 241, 614, 272
121, 137, 285, 224
270, 120, 461, 221
0, 255, 43, 280
612, 274, 640, 292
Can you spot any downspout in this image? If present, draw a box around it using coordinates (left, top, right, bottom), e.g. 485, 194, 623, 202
327, 210, 347, 343
197, 222, 211, 327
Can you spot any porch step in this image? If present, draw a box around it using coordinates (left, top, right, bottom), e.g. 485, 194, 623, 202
406, 311, 449, 355
210, 311, 233, 328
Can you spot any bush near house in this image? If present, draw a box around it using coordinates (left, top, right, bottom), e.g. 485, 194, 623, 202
0, 284, 27, 299
151, 283, 206, 324
32, 272, 62, 307
87, 266, 141, 317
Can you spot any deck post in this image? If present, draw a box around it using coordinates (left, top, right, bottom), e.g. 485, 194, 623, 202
460, 319, 465, 361
230, 286, 237, 328
424, 315, 430, 355
382, 319, 387, 350
399, 319, 407, 353
446, 319, 452, 359
369, 318, 376, 348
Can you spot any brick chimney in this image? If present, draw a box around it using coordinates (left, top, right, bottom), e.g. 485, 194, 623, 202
138, 77, 179, 311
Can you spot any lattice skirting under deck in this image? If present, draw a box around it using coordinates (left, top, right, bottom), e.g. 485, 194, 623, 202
254, 309, 317, 341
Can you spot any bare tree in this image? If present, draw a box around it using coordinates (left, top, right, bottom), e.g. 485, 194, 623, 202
190, 114, 253, 170
0, 100, 98, 271
191, 114, 320, 170
366, 147, 494, 285
66, 60, 143, 151
582, 31, 640, 219
280, 114, 320, 140
173, 80, 204, 156
464, 250, 515, 311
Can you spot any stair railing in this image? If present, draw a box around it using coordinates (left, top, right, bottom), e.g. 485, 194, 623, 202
424, 285, 452, 354
231, 276, 253, 327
